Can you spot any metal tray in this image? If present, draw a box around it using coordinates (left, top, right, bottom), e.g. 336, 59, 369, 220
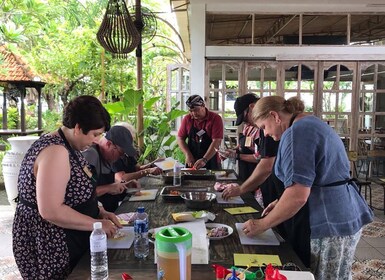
160, 186, 210, 202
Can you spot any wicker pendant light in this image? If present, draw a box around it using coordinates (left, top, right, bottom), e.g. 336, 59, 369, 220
97, 0, 140, 59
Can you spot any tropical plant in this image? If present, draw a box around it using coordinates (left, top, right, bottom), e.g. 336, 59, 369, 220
104, 88, 186, 163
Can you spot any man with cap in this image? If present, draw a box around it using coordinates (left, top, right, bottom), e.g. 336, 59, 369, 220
222, 94, 284, 209
177, 94, 223, 170
82, 125, 139, 212
219, 93, 261, 181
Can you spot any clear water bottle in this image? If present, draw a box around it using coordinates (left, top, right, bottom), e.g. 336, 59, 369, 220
173, 161, 182, 186
134, 207, 149, 259
90, 222, 108, 280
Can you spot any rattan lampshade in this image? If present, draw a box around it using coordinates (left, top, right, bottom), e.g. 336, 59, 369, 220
97, 0, 140, 58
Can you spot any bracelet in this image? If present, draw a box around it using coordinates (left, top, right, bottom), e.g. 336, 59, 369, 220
202, 157, 208, 164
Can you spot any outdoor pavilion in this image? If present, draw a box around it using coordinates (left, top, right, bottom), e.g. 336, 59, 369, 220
0, 46, 44, 137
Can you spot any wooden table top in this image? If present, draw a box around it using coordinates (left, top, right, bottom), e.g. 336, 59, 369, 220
68, 175, 305, 280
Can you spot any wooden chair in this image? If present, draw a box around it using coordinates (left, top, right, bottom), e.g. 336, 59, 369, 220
347, 151, 372, 207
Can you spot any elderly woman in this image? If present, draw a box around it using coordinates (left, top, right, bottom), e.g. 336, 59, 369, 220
13, 95, 121, 279
243, 96, 373, 279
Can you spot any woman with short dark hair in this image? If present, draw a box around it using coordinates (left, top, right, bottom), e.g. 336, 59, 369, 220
13, 95, 121, 279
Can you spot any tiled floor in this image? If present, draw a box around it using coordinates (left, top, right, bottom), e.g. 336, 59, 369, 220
0, 186, 384, 279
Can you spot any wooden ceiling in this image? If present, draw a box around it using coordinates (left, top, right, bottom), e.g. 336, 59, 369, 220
206, 14, 385, 46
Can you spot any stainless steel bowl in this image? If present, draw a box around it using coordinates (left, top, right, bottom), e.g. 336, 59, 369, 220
180, 192, 216, 210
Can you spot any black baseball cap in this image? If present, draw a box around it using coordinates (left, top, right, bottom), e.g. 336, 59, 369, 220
105, 125, 137, 157
234, 94, 259, 125
186, 95, 205, 109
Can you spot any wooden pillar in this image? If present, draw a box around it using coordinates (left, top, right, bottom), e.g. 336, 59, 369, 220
2, 89, 7, 129
37, 86, 42, 130
19, 86, 26, 133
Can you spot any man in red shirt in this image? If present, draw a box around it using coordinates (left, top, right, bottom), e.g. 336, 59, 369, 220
177, 95, 223, 170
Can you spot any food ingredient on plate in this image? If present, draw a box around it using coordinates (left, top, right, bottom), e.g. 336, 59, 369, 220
111, 230, 127, 240
207, 226, 229, 238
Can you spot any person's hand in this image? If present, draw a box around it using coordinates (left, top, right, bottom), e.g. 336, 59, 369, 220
107, 182, 127, 195
126, 179, 141, 189
221, 184, 241, 200
147, 167, 162, 175
114, 171, 125, 182
100, 219, 119, 238
261, 199, 278, 217
216, 148, 236, 161
185, 155, 196, 168
242, 219, 266, 237
193, 158, 206, 170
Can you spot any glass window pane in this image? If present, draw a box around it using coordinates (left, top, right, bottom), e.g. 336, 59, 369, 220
224, 91, 238, 113
209, 64, 223, 89
182, 68, 190, 90
377, 64, 385, 90
301, 92, 314, 112
265, 67, 277, 90
338, 92, 351, 112
171, 69, 179, 90
209, 91, 221, 111
247, 66, 262, 90
322, 92, 337, 112
375, 115, 385, 130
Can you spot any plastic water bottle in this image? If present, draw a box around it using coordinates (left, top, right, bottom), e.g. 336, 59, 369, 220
173, 161, 182, 186
134, 207, 149, 259
90, 222, 108, 280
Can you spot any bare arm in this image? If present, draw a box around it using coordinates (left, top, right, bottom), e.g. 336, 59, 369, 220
243, 184, 310, 236
240, 156, 274, 193
194, 138, 222, 169
177, 136, 195, 167
35, 145, 119, 236
222, 156, 274, 200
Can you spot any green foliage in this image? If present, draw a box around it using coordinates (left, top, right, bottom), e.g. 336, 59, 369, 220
7, 107, 19, 129
41, 110, 61, 132
106, 93, 186, 163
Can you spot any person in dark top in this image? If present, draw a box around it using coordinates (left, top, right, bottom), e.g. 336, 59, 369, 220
110, 122, 162, 181
218, 94, 261, 181
82, 125, 138, 212
177, 95, 223, 170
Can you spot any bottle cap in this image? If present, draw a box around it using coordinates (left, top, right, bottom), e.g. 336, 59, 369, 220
93, 222, 102, 229
137, 206, 145, 213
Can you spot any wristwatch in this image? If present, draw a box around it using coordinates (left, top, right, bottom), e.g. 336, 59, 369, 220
202, 157, 208, 164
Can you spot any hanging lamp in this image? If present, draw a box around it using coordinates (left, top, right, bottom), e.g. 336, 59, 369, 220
97, 0, 140, 59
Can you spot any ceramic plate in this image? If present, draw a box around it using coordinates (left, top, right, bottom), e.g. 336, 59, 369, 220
206, 223, 233, 240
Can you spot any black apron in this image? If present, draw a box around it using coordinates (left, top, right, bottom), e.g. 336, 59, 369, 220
187, 119, 220, 170
268, 115, 311, 268
94, 145, 127, 212
238, 132, 258, 181
59, 128, 100, 270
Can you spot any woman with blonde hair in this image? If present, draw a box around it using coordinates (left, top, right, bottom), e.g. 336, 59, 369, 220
242, 95, 373, 279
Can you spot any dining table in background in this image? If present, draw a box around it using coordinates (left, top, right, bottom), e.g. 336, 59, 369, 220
68, 173, 306, 280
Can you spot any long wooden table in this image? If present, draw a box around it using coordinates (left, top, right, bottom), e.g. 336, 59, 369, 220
68, 175, 305, 280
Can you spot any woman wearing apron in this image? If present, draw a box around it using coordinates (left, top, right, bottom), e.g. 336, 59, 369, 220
13, 96, 120, 279
242, 96, 373, 279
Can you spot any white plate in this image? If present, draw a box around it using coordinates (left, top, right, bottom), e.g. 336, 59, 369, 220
206, 223, 233, 240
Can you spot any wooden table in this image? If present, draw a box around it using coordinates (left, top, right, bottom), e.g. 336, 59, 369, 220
68, 175, 305, 280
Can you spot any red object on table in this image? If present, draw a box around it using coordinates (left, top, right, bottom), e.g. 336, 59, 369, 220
122, 272, 133, 279
264, 264, 287, 280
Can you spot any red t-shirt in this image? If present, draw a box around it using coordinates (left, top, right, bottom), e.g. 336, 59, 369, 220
178, 109, 224, 140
